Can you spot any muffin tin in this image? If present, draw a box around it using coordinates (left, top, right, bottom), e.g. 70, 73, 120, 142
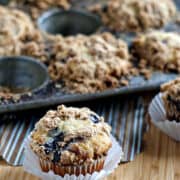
38, 9, 102, 36
0, 56, 49, 94
0, 0, 179, 113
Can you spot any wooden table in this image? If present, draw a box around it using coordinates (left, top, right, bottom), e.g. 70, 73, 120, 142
0, 122, 179, 180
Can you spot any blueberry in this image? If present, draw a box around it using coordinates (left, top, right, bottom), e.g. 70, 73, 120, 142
44, 141, 56, 154
48, 127, 60, 137
90, 114, 100, 123
53, 151, 61, 163
102, 5, 108, 12
44, 149, 51, 154
44, 137, 61, 154
54, 132, 64, 141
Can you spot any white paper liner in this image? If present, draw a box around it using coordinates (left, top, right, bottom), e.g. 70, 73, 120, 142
23, 135, 123, 180
149, 93, 180, 142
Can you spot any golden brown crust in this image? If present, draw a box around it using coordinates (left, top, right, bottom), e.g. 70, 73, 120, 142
131, 31, 180, 73
161, 77, 180, 122
48, 33, 132, 93
90, 0, 176, 32
30, 105, 112, 166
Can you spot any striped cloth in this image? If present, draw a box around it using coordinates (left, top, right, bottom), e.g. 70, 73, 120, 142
0, 95, 151, 166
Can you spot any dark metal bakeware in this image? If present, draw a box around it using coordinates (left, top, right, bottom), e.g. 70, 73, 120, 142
0, 56, 49, 94
0, 72, 178, 114
38, 9, 102, 36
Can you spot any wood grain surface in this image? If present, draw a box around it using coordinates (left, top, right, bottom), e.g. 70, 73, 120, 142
0, 121, 179, 180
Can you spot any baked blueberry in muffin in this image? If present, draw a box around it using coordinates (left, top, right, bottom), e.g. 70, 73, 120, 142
30, 105, 112, 176
161, 77, 180, 122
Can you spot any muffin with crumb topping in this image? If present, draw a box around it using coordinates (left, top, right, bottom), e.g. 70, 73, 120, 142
48, 32, 132, 93
0, 5, 35, 56
161, 77, 180, 122
10, 0, 71, 20
30, 105, 112, 176
131, 31, 180, 73
90, 0, 176, 32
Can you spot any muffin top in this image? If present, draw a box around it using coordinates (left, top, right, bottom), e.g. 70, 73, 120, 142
0, 5, 52, 60
48, 32, 132, 93
0, 6, 34, 45
30, 105, 112, 166
90, 0, 176, 32
131, 31, 180, 72
10, 0, 71, 20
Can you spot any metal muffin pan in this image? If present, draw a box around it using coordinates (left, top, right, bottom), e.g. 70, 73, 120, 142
38, 9, 102, 36
0, 72, 178, 114
0, 56, 49, 94
0, 1, 179, 113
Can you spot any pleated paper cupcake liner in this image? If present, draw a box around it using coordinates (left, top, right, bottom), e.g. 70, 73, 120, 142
23, 135, 123, 180
149, 93, 180, 142
39, 156, 105, 177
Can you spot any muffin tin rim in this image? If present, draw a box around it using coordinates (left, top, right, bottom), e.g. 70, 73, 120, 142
0, 56, 50, 94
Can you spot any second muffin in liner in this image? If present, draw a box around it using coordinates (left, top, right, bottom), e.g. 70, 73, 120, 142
149, 93, 180, 141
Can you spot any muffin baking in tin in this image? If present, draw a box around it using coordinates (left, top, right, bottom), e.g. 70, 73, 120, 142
90, 0, 177, 32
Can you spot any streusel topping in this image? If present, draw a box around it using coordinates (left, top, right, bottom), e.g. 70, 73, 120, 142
131, 31, 180, 72
10, 0, 71, 20
0, 6, 34, 45
48, 33, 132, 93
90, 0, 176, 32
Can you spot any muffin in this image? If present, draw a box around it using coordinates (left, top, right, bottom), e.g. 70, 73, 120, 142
48, 32, 132, 93
0, 6, 34, 43
90, 0, 176, 32
161, 77, 180, 122
10, 0, 71, 20
0, 5, 52, 62
131, 31, 180, 73
30, 105, 112, 177
0, 5, 35, 56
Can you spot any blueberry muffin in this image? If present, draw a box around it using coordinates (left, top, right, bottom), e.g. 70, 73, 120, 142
0, 6, 51, 62
131, 31, 180, 73
10, 0, 71, 20
161, 77, 180, 122
30, 105, 112, 176
90, 0, 176, 32
0, 6, 35, 56
48, 33, 132, 93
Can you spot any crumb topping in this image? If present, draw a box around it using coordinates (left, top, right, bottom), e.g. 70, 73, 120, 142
10, 0, 71, 20
48, 33, 132, 93
131, 31, 180, 73
90, 0, 176, 32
